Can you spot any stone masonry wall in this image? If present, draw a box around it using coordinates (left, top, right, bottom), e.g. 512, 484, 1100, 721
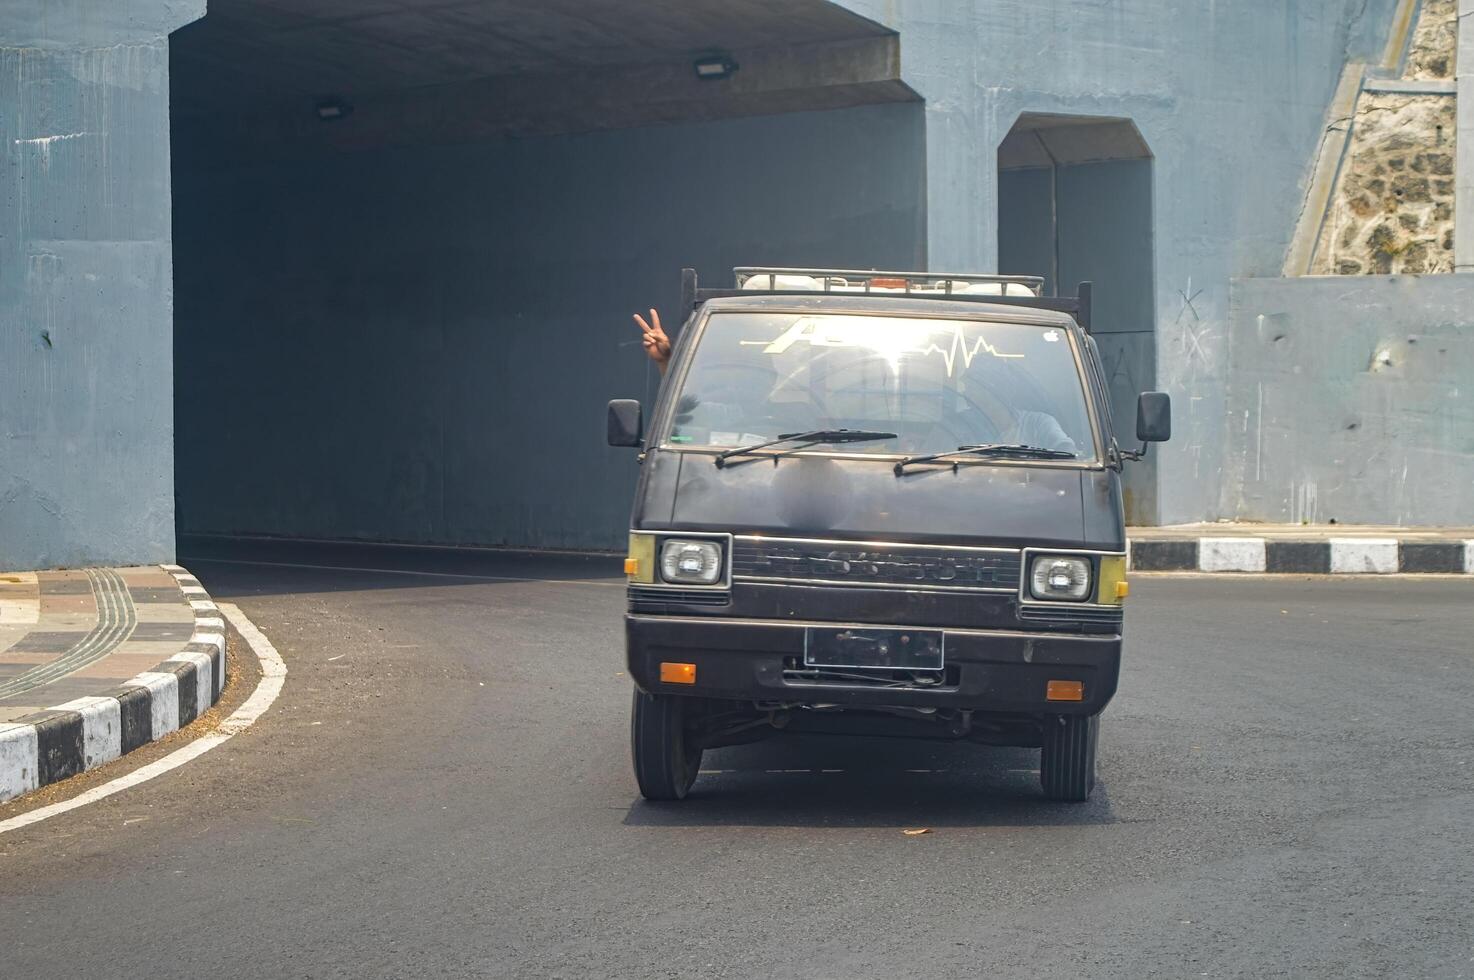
1312, 0, 1458, 275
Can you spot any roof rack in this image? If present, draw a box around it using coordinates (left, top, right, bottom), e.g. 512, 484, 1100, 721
680, 267, 1093, 333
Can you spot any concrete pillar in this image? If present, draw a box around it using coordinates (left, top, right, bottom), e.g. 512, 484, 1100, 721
923, 104, 1001, 272
1457, 0, 1474, 271
0, 0, 204, 571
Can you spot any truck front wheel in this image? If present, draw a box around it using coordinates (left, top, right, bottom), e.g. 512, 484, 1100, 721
631, 689, 703, 801
1039, 713, 1099, 802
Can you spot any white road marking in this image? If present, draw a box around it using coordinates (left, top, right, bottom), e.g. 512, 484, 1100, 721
0, 603, 286, 836
184, 556, 624, 588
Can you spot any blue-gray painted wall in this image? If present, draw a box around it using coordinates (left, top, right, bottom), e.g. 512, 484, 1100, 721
1223, 274, 1474, 526
838, 0, 1402, 523
0, 0, 202, 571
173, 102, 926, 549
10, 0, 1461, 570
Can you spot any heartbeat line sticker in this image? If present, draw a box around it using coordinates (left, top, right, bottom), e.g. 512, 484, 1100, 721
739, 317, 1025, 378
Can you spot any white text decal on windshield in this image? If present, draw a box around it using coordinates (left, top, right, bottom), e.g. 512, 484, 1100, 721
740, 317, 1024, 378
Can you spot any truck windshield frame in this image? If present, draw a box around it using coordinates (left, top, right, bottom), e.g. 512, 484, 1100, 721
654, 308, 1104, 467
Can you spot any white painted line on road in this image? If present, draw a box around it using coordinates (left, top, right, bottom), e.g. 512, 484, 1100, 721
0, 602, 286, 837
1199, 537, 1267, 572
185, 556, 625, 588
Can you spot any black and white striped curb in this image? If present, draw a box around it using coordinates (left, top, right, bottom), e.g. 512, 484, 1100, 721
1129, 537, 1474, 574
0, 566, 226, 803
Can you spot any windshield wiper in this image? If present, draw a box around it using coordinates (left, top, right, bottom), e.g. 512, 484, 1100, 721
893, 443, 1077, 475
714, 429, 898, 468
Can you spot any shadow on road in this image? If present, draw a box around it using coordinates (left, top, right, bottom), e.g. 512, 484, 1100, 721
178, 534, 623, 598
623, 733, 1116, 829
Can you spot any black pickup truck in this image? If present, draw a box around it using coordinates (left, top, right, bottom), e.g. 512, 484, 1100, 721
607, 267, 1170, 802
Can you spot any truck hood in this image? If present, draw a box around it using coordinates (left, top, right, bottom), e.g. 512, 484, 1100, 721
635, 450, 1122, 551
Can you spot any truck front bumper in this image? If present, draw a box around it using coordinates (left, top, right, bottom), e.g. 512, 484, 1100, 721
626, 615, 1121, 717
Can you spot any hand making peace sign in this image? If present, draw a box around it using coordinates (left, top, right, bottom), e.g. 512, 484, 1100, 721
632, 308, 671, 375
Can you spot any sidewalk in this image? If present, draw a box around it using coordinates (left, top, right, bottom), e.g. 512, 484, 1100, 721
1127, 525, 1474, 574
0, 565, 225, 802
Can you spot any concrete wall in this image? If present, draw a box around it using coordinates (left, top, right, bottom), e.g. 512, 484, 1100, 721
838, 0, 1403, 524
1222, 275, 1474, 525
173, 102, 926, 549
0, 0, 202, 571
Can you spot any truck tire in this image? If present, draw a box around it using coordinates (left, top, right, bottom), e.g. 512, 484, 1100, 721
631, 688, 703, 801
1040, 713, 1098, 802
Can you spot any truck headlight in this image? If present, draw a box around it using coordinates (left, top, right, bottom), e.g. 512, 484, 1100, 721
660, 539, 724, 585
1029, 555, 1092, 601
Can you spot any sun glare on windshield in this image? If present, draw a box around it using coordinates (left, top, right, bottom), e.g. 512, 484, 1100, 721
665, 312, 1095, 461
738, 315, 1027, 376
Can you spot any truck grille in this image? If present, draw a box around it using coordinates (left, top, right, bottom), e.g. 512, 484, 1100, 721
733, 537, 1020, 592
1017, 604, 1123, 625
627, 586, 731, 607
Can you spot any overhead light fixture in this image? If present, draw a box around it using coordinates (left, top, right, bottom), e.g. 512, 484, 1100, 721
315, 97, 353, 122
693, 54, 738, 81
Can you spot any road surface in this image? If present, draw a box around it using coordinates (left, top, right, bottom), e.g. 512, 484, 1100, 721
2, 542, 1470, 979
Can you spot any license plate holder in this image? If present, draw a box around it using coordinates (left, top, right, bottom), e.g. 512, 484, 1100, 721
803, 627, 944, 671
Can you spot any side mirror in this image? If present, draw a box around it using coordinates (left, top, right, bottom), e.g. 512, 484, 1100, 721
607, 399, 643, 448
1136, 391, 1171, 443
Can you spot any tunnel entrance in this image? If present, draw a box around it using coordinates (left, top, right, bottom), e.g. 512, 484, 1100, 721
996, 113, 1157, 524
168, 0, 923, 551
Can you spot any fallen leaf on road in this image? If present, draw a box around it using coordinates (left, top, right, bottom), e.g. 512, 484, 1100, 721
902, 828, 931, 836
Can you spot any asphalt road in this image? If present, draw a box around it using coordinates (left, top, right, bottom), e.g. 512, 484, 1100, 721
2, 541, 1471, 979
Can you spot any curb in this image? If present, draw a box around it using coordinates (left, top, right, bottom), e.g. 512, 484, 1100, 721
1128, 537, 1474, 574
0, 566, 226, 804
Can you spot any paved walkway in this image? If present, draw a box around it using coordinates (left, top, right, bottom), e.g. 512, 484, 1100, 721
0, 567, 199, 723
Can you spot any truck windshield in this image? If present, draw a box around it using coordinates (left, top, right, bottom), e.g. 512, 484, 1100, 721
662, 311, 1096, 462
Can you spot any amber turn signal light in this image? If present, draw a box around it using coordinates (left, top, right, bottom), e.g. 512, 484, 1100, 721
1115, 580, 1130, 599
660, 662, 696, 684
624, 557, 640, 576
1046, 679, 1084, 701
